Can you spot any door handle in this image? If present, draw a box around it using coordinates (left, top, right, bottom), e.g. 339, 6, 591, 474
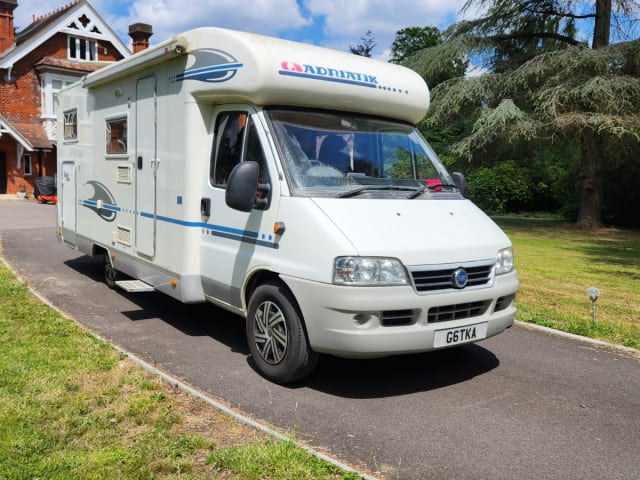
200, 198, 211, 217
137, 156, 143, 170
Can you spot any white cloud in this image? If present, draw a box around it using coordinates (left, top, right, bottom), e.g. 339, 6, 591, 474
303, 0, 467, 57
12, 0, 468, 60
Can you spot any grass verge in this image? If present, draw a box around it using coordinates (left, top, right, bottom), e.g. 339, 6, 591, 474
496, 217, 640, 350
0, 260, 361, 480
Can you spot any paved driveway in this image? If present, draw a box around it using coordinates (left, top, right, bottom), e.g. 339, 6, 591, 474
2, 199, 639, 479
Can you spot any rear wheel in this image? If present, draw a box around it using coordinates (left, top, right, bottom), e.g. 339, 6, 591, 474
247, 281, 318, 384
103, 253, 121, 289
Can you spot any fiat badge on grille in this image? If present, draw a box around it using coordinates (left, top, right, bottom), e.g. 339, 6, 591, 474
452, 268, 468, 288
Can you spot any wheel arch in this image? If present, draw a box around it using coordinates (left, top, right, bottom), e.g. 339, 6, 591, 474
243, 269, 311, 335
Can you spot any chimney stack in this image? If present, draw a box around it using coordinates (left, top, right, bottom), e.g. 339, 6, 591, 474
128, 23, 153, 54
0, 0, 18, 53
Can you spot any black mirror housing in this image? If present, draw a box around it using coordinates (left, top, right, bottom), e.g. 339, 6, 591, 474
226, 161, 259, 212
452, 171, 467, 197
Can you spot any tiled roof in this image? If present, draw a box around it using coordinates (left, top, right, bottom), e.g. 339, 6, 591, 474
0, 113, 52, 150
15, 0, 83, 45
11, 122, 53, 149
34, 55, 109, 73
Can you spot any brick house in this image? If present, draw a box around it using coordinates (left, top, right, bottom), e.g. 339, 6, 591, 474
0, 0, 152, 196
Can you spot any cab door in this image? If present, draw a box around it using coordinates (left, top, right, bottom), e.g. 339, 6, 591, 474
200, 108, 279, 309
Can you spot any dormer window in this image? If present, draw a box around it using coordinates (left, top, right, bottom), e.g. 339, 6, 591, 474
68, 36, 97, 61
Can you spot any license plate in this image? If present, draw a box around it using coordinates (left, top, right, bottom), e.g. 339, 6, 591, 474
433, 322, 488, 348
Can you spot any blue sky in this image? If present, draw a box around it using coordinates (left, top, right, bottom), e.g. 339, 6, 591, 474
14, 0, 468, 60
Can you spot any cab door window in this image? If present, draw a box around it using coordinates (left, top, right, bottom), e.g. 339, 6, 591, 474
211, 111, 267, 187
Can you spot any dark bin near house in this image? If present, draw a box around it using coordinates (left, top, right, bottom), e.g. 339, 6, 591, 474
34, 176, 57, 204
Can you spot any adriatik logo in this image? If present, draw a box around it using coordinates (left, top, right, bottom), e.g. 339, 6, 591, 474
279, 61, 378, 89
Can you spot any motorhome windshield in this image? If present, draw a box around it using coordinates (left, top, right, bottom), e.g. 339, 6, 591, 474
266, 109, 456, 198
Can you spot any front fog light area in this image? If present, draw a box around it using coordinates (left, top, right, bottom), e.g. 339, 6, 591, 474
496, 247, 515, 275
333, 257, 408, 286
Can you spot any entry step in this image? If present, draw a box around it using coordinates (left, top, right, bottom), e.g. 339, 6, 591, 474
115, 279, 155, 293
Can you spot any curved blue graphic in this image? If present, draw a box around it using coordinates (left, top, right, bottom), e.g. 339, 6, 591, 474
82, 180, 119, 222
175, 49, 243, 83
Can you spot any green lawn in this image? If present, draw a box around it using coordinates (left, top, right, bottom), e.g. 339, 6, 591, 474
0, 260, 361, 480
497, 217, 640, 350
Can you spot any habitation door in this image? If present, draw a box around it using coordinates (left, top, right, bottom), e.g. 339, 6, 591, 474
60, 161, 76, 245
135, 75, 157, 258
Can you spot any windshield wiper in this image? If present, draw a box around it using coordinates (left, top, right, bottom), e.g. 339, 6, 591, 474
408, 183, 460, 198
407, 186, 426, 199
337, 185, 420, 198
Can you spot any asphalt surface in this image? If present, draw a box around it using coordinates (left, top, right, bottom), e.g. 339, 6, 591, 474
1, 198, 639, 480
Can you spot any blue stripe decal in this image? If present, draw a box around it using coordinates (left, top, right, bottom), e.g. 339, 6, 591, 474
178, 63, 243, 79
82, 200, 121, 212
85, 202, 277, 249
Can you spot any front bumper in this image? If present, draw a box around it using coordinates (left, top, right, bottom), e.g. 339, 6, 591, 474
283, 271, 519, 358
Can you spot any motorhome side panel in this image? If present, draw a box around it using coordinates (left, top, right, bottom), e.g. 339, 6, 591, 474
57, 54, 207, 303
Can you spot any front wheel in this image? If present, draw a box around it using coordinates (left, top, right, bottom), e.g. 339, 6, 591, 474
246, 281, 318, 384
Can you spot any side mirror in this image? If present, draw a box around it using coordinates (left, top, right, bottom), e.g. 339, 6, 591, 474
452, 171, 467, 197
226, 161, 259, 212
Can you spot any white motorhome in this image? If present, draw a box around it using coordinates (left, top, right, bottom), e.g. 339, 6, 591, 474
56, 27, 519, 383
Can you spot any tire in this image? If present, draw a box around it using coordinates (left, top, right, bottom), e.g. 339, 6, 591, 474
246, 281, 319, 384
103, 253, 121, 289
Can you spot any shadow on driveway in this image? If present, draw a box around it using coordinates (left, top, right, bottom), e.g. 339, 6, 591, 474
64, 255, 500, 399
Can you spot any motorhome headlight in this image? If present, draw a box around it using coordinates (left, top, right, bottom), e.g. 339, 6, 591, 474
496, 247, 515, 275
333, 257, 408, 286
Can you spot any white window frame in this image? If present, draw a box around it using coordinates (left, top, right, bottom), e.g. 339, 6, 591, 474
24, 154, 32, 177
68, 36, 98, 61
41, 73, 77, 120
105, 114, 129, 158
63, 109, 78, 142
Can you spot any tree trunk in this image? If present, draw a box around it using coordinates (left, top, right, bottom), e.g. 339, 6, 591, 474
592, 0, 612, 48
578, 0, 611, 227
576, 129, 603, 228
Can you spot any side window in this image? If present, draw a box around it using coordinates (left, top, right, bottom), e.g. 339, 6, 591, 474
106, 117, 127, 155
211, 111, 267, 187
63, 109, 78, 141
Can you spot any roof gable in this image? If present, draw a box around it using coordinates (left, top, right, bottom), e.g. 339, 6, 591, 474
0, 0, 130, 69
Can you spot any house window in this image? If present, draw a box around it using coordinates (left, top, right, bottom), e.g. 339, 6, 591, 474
41, 74, 76, 117
68, 36, 97, 61
24, 155, 32, 176
106, 117, 128, 155
63, 109, 78, 141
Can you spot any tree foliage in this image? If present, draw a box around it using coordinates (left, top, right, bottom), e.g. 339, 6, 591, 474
390, 27, 442, 64
407, 0, 640, 227
350, 30, 377, 57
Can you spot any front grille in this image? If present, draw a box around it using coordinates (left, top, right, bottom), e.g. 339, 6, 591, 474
411, 264, 494, 292
427, 301, 490, 323
381, 309, 414, 327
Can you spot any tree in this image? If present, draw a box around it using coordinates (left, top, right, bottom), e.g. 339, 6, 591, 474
390, 26, 441, 63
398, 29, 468, 87
350, 30, 377, 57
408, 0, 640, 227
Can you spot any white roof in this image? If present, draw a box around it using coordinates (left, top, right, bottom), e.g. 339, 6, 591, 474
83, 27, 430, 124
